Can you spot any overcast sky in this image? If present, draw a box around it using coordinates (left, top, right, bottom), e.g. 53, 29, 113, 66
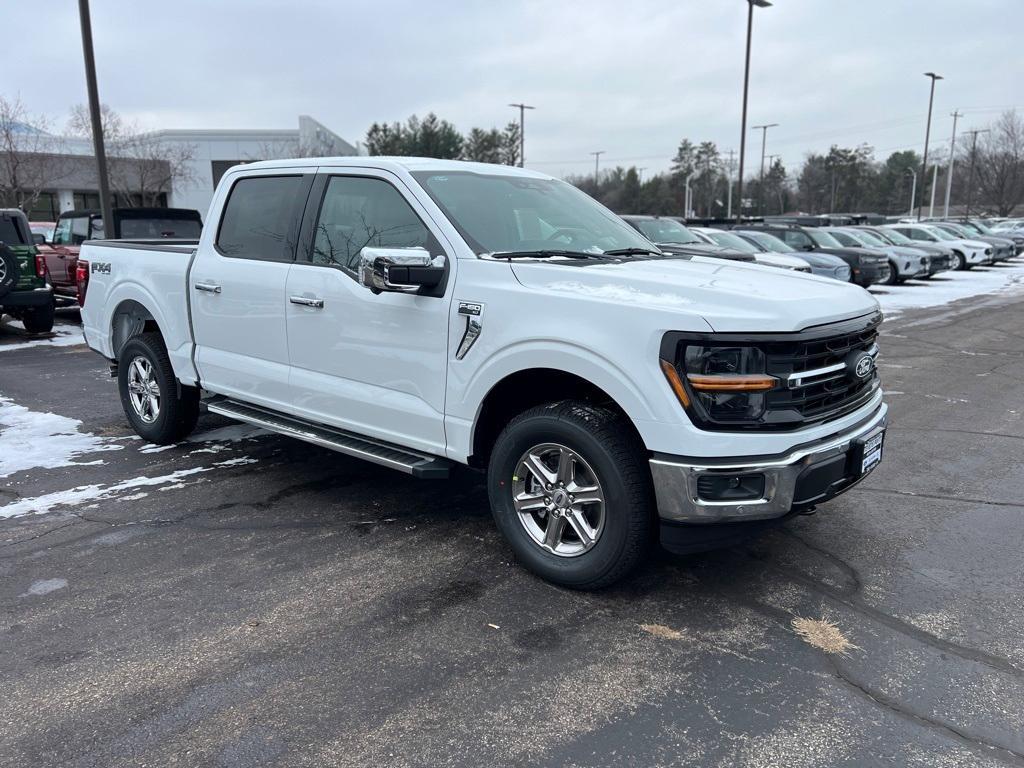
6, 0, 1022, 178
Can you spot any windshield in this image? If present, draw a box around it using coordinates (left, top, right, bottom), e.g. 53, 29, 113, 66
743, 231, 795, 253
874, 228, 909, 245
849, 229, 888, 247
923, 225, 957, 242
411, 171, 655, 255
965, 220, 992, 234
828, 230, 863, 247
632, 218, 702, 245
30, 224, 55, 241
703, 230, 760, 253
119, 218, 202, 239
807, 229, 844, 248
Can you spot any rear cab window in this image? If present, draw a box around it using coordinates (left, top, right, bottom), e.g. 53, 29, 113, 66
216, 175, 307, 261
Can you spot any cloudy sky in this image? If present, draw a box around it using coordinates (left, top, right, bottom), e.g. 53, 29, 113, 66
6, 0, 1022, 178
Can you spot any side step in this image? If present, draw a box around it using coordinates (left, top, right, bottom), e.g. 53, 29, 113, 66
205, 397, 452, 479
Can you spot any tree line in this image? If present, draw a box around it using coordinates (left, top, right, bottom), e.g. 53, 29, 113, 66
365, 113, 523, 166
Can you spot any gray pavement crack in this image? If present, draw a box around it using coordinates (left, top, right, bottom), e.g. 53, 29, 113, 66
858, 487, 1024, 510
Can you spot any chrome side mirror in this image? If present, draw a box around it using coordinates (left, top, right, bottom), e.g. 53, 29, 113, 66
358, 247, 445, 294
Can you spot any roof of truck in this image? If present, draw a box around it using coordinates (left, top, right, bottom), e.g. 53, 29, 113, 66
233, 156, 553, 179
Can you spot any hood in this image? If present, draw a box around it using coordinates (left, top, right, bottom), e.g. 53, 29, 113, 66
510, 256, 879, 333
655, 242, 756, 262
753, 253, 810, 270
814, 246, 887, 263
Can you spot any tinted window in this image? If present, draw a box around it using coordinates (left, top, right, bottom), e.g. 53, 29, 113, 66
779, 230, 811, 248
634, 219, 702, 245
311, 176, 433, 270
0, 217, 25, 245
217, 175, 303, 260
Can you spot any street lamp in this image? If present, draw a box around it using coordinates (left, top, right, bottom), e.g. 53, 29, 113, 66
916, 72, 943, 220
508, 103, 535, 167
736, 0, 772, 224
752, 122, 778, 216
77, 0, 113, 234
904, 167, 917, 218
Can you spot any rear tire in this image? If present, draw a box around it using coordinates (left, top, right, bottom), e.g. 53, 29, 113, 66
487, 401, 654, 589
117, 332, 200, 444
21, 298, 55, 334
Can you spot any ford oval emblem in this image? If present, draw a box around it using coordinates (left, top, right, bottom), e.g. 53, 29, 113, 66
854, 355, 874, 379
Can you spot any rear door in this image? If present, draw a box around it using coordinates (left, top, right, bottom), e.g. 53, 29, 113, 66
190, 168, 314, 410
47, 216, 86, 295
284, 170, 454, 455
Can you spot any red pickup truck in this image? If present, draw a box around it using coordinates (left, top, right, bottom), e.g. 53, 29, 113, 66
42, 207, 202, 302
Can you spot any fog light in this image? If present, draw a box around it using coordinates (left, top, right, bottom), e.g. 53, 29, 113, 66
697, 473, 765, 502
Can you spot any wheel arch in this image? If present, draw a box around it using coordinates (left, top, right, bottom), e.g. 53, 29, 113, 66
110, 298, 162, 360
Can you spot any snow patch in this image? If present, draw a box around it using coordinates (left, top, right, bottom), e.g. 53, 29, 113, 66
0, 457, 255, 519
0, 396, 122, 478
543, 281, 694, 308
0, 325, 85, 352
189, 423, 268, 444
139, 443, 177, 454
22, 578, 68, 597
876, 262, 1024, 317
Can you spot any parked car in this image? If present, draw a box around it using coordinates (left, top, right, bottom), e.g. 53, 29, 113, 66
79, 158, 887, 589
744, 223, 891, 287
29, 221, 56, 245
825, 227, 929, 285
952, 218, 1024, 254
689, 227, 812, 272
45, 207, 203, 302
620, 215, 755, 262
735, 230, 852, 281
884, 223, 991, 270
931, 221, 1017, 260
856, 226, 951, 277
0, 209, 55, 333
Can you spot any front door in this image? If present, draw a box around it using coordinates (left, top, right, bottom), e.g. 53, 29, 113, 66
285, 171, 454, 456
191, 170, 314, 410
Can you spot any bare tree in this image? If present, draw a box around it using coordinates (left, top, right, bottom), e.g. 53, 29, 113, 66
68, 103, 198, 207
972, 110, 1024, 216
0, 95, 69, 212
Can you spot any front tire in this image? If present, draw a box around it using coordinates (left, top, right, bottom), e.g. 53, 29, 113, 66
487, 401, 654, 589
950, 251, 967, 271
884, 261, 899, 286
117, 332, 200, 444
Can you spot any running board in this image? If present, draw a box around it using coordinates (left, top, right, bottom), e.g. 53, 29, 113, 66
205, 398, 452, 479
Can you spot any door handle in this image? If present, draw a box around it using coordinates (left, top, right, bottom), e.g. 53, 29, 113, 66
194, 282, 222, 294
289, 295, 324, 308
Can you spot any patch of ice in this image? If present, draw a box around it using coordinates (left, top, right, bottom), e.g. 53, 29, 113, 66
120, 492, 149, 501
876, 261, 1024, 317
0, 396, 122, 478
0, 457, 254, 519
543, 281, 693, 308
139, 443, 176, 454
21, 578, 68, 597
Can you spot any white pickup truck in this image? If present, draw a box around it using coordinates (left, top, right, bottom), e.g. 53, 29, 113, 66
80, 157, 887, 588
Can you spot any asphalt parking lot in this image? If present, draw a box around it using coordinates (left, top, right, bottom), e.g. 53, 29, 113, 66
2, 282, 1024, 768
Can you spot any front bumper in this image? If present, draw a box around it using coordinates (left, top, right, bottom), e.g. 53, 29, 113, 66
1, 286, 53, 308
649, 403, 887, 524
854, 262, 889, 286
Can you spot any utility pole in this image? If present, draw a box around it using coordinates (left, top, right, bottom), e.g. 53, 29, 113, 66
508, 103, 535, 167
943, 110, 961, 217
917, 72, 943, 221
752, 123, 778, 216
929, 163, 939, 218
963, 128, 990, 217
725, 149, 736, 219
905, 168, 917, 218
638, 167, 647, 183
77, 0, 113, 233
737, 0, 772, 224
590, 151, 605, 182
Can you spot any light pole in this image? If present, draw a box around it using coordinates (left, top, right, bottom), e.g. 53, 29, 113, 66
752, 122, 778, 216
508, 103, 535, 167
77, 0, 113, 232
684, 172, 697, 220
590, 151, 605, 182
963, 128, 990, 217
736, 0, 772, 224
917, 72, 943, 221
943, 110, 961, 217
905, 167, 917, 218
725, 148, 736, 219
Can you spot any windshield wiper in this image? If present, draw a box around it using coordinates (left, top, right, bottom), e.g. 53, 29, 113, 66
602, 247, 662, 256
489, 249, 611, 260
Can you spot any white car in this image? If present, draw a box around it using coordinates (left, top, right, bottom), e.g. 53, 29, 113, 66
690, 227, 812, 272
79, 157, 887, 589
884, 224, 992, 270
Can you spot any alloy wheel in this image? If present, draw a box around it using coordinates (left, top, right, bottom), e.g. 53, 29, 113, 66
127, 355, 161, 424
512, 443, 606, 557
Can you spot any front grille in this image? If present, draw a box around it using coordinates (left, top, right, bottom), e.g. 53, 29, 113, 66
762, 315, 880, 426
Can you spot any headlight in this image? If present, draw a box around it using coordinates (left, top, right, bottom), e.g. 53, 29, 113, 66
662, 346, 776, 423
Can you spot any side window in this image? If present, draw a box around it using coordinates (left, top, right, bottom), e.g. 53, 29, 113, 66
52, 218, 72, 245
217, 175, 304, 261
70, 217, 89, 245
311, 176, 434, 271
781, 230, 810, 248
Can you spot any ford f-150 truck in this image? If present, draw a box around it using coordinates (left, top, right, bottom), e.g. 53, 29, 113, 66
79, 158, 887, 589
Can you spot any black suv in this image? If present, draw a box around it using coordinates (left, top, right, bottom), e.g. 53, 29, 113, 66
745, 223, 890, 287
0, 209, 55, 333
620, 215, 755, 262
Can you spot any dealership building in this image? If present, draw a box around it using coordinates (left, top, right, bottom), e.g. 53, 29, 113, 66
10, 115, 357, 221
